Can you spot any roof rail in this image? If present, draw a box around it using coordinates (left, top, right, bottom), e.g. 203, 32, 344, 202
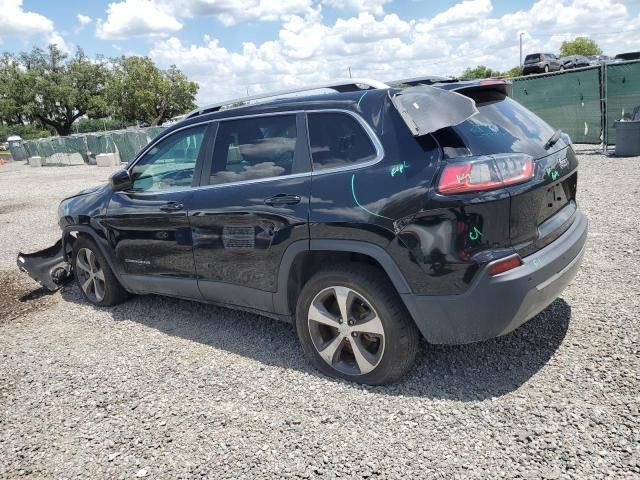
185, 78, 390, 119
387, 75, 459, 86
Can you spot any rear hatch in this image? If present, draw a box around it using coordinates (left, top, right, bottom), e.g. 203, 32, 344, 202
429, 83, 579, 257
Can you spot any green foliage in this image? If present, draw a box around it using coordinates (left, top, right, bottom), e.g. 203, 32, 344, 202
107, 56, 198, 126
0, 45, 198, 136
0, 123, 52, 141
0, 45, 110, 136
503, 66, 524, 78
461, 65, 502, 80
560, 37, 602, 57
74, 117, 131, 133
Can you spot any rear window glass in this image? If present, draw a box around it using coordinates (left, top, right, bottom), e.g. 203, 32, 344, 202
307, 112, 376, 171
524, 54, 540, 63
432, 91, 559, 159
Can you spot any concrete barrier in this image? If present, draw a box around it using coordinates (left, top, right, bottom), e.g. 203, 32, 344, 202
96, 153, 120, 167
28, 156, 43, 167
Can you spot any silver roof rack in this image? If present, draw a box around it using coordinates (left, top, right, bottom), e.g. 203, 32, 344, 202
185, 78, 390, 118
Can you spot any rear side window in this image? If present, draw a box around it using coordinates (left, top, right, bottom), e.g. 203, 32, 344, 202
307, 112, 376, 171
432, 90, 558, 160
524, 54, 540, 64
210, 115, 297, 185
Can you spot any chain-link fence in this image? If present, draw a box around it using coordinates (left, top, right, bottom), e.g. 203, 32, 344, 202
17, 126, 166, 165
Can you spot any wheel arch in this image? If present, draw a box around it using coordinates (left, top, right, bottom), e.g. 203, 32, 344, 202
61, 225, 121, 280
274, 239, 412, 317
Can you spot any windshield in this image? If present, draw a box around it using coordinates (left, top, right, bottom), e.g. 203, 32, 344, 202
432, 90, 567, 160
524, 54, 540, 64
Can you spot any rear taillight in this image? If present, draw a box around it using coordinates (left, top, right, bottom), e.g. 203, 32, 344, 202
437, 154, 534, 195
488, 255, 523, 276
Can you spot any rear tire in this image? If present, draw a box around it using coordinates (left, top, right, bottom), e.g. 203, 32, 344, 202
73, 237, 129, 307
544, 65, 550, 72
295, 264, 419, 385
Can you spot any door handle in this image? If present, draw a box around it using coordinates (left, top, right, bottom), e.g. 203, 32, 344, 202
264, 194, 301, 206
160, 202, 184, 212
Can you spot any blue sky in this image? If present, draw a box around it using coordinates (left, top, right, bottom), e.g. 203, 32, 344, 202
2, 0, 640, 103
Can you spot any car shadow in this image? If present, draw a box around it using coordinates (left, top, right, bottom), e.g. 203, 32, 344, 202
58, 285, 570, 400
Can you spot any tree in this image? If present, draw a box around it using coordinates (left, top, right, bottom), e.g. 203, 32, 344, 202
560, 37, 602, 57
461, 65, 501, 80
503, 66, 523, 78
11, 45, 111, 136
108, 56, 198, 126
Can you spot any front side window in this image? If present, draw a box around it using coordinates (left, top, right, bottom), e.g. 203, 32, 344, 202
307, 112, 376, 171
210, 115, 297, 185
131, 125, 206, 192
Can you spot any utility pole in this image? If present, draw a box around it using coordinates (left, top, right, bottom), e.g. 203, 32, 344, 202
519, 33, 524, 67
348, 66, 352, 78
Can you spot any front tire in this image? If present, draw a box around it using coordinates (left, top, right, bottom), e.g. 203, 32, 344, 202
73, 237, 129, 306
295, 265, 419, 385
544, 65, 550, 72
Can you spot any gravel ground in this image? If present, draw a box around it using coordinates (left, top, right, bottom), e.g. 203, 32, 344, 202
0, 149, 638, 479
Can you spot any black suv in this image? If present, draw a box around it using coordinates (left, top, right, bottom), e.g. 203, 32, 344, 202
18, 78, 587, 385
523, 53, 563, 75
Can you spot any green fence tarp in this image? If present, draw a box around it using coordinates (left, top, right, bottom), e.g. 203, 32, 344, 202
21, 127, 166, 165
511, 67, 602, 144
605, 60, 640, 144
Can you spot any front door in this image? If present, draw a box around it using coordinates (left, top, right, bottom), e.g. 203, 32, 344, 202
104, 123, 212, 298
189, 113, 311, 313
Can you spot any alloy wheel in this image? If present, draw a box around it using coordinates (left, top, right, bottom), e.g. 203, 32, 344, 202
75, 248, 106, 303
307, 286, 385, 376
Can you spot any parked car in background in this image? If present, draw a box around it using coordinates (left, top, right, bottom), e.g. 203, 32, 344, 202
588, 55, 612, 65
560, 55, 590, 70
614, 51, 640, 62
0, 142, 8, 151
523, 53, 563, 75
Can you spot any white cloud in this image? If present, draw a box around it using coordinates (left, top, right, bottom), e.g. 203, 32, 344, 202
172, 0, 313, 26
96, 0, 183, 39
146, 0, 640, 105
44, 30, 71, 53
322, 0, 389, 16
77, 14, 92, 26
0, 0, 54, 36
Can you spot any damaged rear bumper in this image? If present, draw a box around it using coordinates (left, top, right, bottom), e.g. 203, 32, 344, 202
17, 239, 72, 291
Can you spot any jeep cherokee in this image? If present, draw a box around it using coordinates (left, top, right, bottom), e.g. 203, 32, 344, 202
18, 78, 588, 385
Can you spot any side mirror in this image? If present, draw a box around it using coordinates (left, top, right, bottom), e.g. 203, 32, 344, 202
109, 169, 132, 192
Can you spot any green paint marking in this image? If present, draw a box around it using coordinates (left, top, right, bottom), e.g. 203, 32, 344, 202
545, 167, 560, 181
356, 91, 369, 111
351, 174, 394, 221
468, 227, 482, 241
390, 161, 411, 177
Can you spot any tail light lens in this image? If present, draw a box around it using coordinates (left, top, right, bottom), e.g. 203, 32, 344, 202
437, 154, 534, 195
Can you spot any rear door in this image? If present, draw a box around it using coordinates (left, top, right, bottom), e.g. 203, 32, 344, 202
431, 86, 579, 256
104, 123, 212, 298
189, 113, 311, 313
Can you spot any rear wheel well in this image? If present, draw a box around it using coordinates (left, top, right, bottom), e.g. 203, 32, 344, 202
286, 250, 395, 316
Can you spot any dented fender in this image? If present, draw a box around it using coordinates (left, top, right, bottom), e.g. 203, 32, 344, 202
16, 238, 72, 291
